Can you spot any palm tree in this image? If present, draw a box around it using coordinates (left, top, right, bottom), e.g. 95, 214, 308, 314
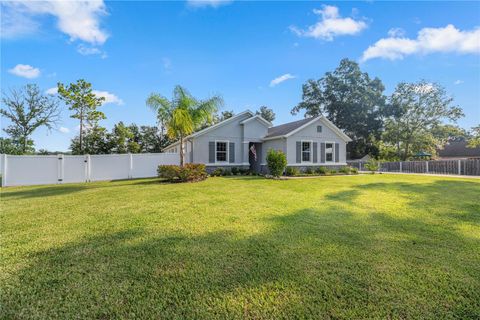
146, 85, 223, 166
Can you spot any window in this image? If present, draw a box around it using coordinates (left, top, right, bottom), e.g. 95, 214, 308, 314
317, 125, 322, 133
216, 141, 228, 162
302, 141, 312, 162
326, 143, 334, 162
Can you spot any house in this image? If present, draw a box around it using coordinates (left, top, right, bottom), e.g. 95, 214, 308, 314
163, 110, 352, 173
437, 140, 480, 160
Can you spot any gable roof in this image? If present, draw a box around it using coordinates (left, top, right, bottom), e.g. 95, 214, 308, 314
264, 116, 352, 142
240, 115, 273, 127
264, 117, 314, 138
438, 140, 480, 158
162, 110, 254, 150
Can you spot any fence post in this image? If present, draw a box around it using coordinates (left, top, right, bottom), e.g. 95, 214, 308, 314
86, 154, 91, 182
425, 161, 429, 174
128, 153, 133, 179
458, 159, 461, 175
57, 154, 64, 184
399, 161, 402, 173
359, 162, 362, 171
1, 154, 7, 187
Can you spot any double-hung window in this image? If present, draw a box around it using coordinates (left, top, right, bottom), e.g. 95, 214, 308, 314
325, 143, 334, 162
301, 141, 312, 162
216, 141, 228, 162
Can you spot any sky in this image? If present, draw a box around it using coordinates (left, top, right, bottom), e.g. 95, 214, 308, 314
1, 0, 480, 152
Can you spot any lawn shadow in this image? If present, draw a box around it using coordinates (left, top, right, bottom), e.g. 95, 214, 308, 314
2, 203, 479, 319
1, 184, 89, 200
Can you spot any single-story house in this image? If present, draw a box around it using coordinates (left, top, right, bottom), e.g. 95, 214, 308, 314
437, 140, 480, 160
163, 110, 352, 173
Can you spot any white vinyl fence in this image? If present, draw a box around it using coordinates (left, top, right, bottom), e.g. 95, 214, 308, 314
1, 153, 179, 187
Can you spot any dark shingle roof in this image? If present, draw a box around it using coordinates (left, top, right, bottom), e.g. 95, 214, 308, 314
265, 117, 315, 138
438, 140, 480, 158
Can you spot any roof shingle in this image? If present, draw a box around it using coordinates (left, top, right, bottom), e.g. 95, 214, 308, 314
265, 117, 315, 138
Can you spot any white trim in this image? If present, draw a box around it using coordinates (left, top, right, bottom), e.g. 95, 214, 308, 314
240, 115, 273, 127
301, 140, 313, 163
163, 110, 254, 150
215, 140, 230, 164
319, 117, 352, 142
286, 163, 348, 167
206, 162, 249, 167
324, 141, 335, 163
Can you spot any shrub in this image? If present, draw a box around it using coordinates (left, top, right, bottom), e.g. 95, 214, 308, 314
211, 168, 223, 177
351, 167, 358, 174
304, 167, 314, 175
157, 164, 208, 182
222, 169, 232, 176
231, 167, 239, 175
266, 149, 287, 177
330, 169, 337, 174
239, 168, 249, 175
339, 166, 351, 174
315, 166, 328, 175
285, 167, 299, 176
364, 159, 380, 173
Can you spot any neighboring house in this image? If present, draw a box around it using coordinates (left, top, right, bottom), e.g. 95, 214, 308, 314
437, 140, 480, 160
163, 110, 352, 173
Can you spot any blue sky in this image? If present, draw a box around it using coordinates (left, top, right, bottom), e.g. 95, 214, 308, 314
1, 1, 479, 151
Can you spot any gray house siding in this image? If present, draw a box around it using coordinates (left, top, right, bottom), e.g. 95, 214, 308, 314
193, 113, 251, 166
286, 118, 347, 165
260, 138, 286, 164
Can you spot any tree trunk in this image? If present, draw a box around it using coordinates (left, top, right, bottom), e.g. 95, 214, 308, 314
179, 135, 184, 167
79, 111, 84, 154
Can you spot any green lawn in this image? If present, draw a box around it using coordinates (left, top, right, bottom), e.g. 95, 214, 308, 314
1, 174, 479, 319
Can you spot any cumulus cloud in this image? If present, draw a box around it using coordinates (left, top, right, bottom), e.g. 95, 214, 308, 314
361, 24, 480, 61
93, 90, 124, 105
270, 74, 296, 87
45, 87, 58, 95
187, 0, 233, 8
8, 64, 40, 78
59, 127, 70, 134
290, 5, 367, 41
1, 1, 109, 45
454, 80, 464, 85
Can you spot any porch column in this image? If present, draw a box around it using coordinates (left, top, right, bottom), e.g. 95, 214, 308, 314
242, 141, 250, 165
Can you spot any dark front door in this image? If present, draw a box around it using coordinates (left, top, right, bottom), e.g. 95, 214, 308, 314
249, 142, 262, 173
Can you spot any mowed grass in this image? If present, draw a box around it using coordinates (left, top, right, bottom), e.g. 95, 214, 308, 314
1, 174, 479, 319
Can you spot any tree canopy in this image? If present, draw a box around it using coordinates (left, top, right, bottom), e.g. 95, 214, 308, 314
1, 84, 60, 154
292, 59, 386, 158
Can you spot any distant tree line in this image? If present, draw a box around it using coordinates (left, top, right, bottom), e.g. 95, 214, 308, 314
292, 58, 475, 160
1, 61, 479, 159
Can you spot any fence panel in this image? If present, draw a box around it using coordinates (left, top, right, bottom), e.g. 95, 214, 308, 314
131, 153, 179, 179
1, 153, 180, 187
348, 159, 479, 176
63, 155, 88, 183
3, 155, 59, 186
89, 154, 131, 181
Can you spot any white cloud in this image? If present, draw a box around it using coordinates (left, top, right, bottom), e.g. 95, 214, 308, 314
59, 127, 70, 133
387, 27, 405, 38
1, 1, 109, 45
45, 87, 58, 95
77, 44, 100, 55
362, 24, 480, 61
454, 80, 464, 85
270, 74, 296, 87
92, 90, 124, 105
290, 5, 367, 41
187, 0, 233, 8
8, 64, 40, 78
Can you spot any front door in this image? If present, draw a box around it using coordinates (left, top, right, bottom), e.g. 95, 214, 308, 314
248, 142, 262, 173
